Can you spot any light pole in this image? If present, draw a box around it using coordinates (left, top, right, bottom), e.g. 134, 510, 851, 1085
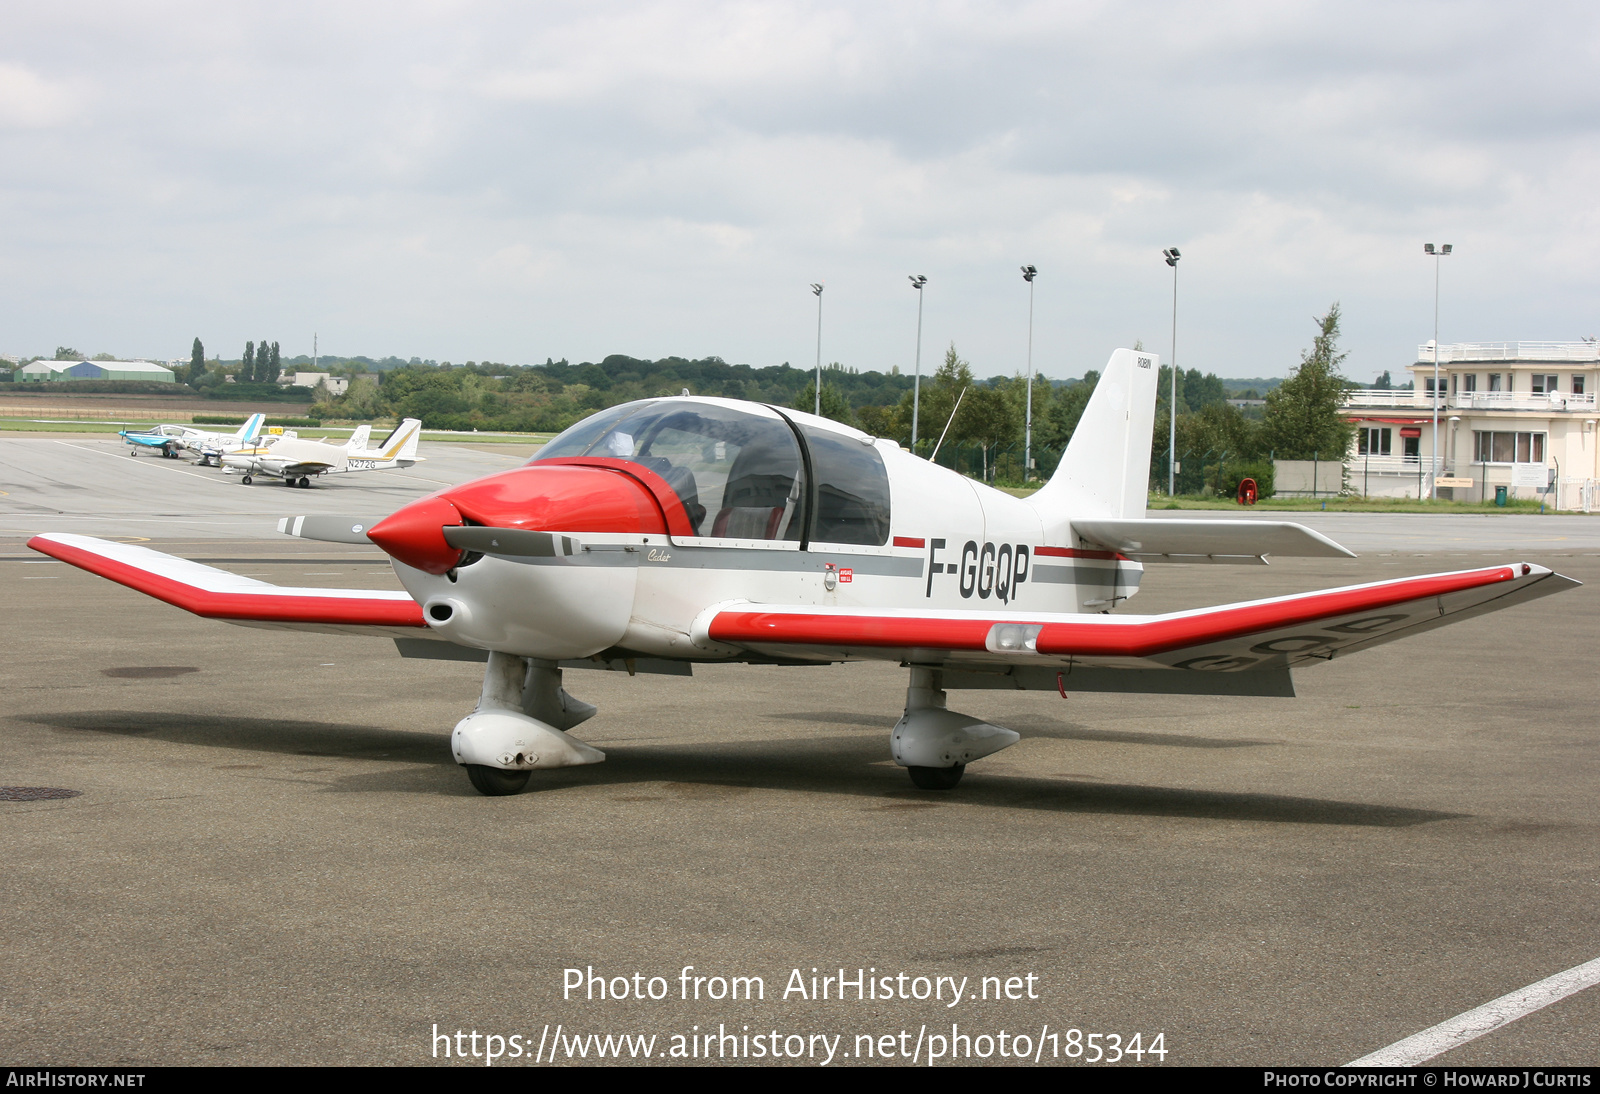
909, 274, 927, 452
1163, 247, 1181, 495
810, 283, 824, 416
1021, 265, 1037, 482
1424, 243, 1453, 498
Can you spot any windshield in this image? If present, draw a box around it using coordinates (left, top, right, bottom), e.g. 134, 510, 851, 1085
532, 400, 656, 461
534, 400, 804, 539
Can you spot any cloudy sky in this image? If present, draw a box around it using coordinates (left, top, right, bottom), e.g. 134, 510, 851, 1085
3, 1, 1597, 381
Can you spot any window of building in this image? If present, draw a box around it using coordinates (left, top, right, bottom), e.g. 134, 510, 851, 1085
1463, 374, 1478, 393
1424, 376, 1446, 396
1532, 374, 1559, 395
1357, 427, 1392, 456
1488, 374, 1502, 391
1574, 375, 1587, 396
1474, 431, 1546, 464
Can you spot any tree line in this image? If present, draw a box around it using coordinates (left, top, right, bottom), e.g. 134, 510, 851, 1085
299, 308, 1357, 495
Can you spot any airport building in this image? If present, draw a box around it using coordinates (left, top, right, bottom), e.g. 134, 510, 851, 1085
1341, 341, 1599, 509
14, 359, 175, 383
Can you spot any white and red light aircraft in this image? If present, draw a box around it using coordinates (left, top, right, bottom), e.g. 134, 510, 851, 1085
31, 349, 1577, 796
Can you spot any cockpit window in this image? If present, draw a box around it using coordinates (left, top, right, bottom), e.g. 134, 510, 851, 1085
531, 401, 655, 462
535, 400, 804, 540
801, 425, 891, 546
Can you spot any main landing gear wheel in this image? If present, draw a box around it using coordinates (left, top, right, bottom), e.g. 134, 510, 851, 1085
465, 764, 531, 796
298, 477, 312, 488
907, 764, 965, 790
241, 474, 253, 485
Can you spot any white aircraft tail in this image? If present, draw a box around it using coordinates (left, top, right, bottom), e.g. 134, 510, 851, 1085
345, 425, 372, 453
1026, 348, 1159, 528
374, 419, 422, 462
233, 413, 266, 445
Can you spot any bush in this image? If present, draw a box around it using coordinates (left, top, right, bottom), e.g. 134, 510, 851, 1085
1212, 458, 1275, 500
192, 415, 322, 427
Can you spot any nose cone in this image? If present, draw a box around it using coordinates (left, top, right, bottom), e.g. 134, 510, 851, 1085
367, 495, 466, 575
367, 463, 672, 575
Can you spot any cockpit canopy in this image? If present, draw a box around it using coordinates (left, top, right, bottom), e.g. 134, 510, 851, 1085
532, 399, 890, 545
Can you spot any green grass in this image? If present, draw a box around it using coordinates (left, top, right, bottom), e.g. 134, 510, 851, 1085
995, 483, 1572, 514
0, 419, 146, 433
1146, 495, 1568, 514
1, 416, 554, 444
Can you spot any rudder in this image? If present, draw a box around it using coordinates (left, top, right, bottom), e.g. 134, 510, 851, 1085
1026, 348, 1159, 526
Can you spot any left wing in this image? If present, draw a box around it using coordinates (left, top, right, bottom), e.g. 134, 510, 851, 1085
28, 533, 431, 638
698, 563, 1576, 682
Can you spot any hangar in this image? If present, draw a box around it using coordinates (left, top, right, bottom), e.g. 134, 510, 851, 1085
13, 358, 176, 383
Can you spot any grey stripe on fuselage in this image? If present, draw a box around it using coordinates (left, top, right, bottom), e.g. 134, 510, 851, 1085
492, 544, 925, 577
1031, 562, 1143, 588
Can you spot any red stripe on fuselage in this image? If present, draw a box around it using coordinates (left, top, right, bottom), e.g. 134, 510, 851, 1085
1034, 545, 1126, 561
893, 536, 925, 549
28, 536, 427, 628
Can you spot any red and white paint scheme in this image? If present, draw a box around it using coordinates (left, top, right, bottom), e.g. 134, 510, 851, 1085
30, 349, 1578, 795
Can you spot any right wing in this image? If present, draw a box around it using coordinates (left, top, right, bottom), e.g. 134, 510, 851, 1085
29, 533, 431, 638
699, 563, 1577, 682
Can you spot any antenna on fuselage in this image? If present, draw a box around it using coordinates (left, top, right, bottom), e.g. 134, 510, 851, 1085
928, 385, 967, 462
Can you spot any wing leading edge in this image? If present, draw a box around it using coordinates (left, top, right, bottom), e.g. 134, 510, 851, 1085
701, 563, 1578, 676
28, 533, 427, 635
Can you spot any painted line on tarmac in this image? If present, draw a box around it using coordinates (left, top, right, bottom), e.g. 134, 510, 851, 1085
1347, 954, 1600, 1066
53, 439, 235, 486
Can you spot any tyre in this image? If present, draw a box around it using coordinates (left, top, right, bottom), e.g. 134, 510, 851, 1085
242, 474, 252, 485
907, 764, 965, 790
465, 765, 532, 796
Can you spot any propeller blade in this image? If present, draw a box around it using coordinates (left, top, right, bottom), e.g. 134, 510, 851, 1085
277, 515, 383, 544
442, 526, 580, 558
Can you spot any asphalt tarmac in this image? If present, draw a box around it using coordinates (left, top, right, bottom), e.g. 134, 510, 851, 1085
2, 434, 1598, 1067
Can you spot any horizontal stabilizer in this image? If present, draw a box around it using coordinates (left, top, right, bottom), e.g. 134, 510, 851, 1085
278, 515, 385, 544
1071, 518, 1354, 563
28, 533, 426, 632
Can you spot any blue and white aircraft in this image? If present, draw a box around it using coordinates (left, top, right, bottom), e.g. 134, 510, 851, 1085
119, 413, 266, 464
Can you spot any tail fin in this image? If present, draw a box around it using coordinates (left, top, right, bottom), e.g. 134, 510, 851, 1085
378, 419, 422, 461
1026, 348, 1159, 526
234, 413, 266, 444
345, 424, 372, 453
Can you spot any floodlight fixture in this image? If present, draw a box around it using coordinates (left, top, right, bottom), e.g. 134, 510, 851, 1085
1163, 247, 1181, 493
1425, 243, 1456, 497
1021, 265, 1038, 479
909, 275, 928, 450
810, 284, 824, 415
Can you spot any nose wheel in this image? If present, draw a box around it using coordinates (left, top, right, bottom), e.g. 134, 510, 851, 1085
241, 474, 253, 485
907, 764, 965, 789
465, 765, 532, 796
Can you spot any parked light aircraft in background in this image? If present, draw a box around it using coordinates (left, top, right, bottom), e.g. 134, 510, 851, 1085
221, 419, 421, 487
35, 350, 1576, 796
119, 413, 265, 462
